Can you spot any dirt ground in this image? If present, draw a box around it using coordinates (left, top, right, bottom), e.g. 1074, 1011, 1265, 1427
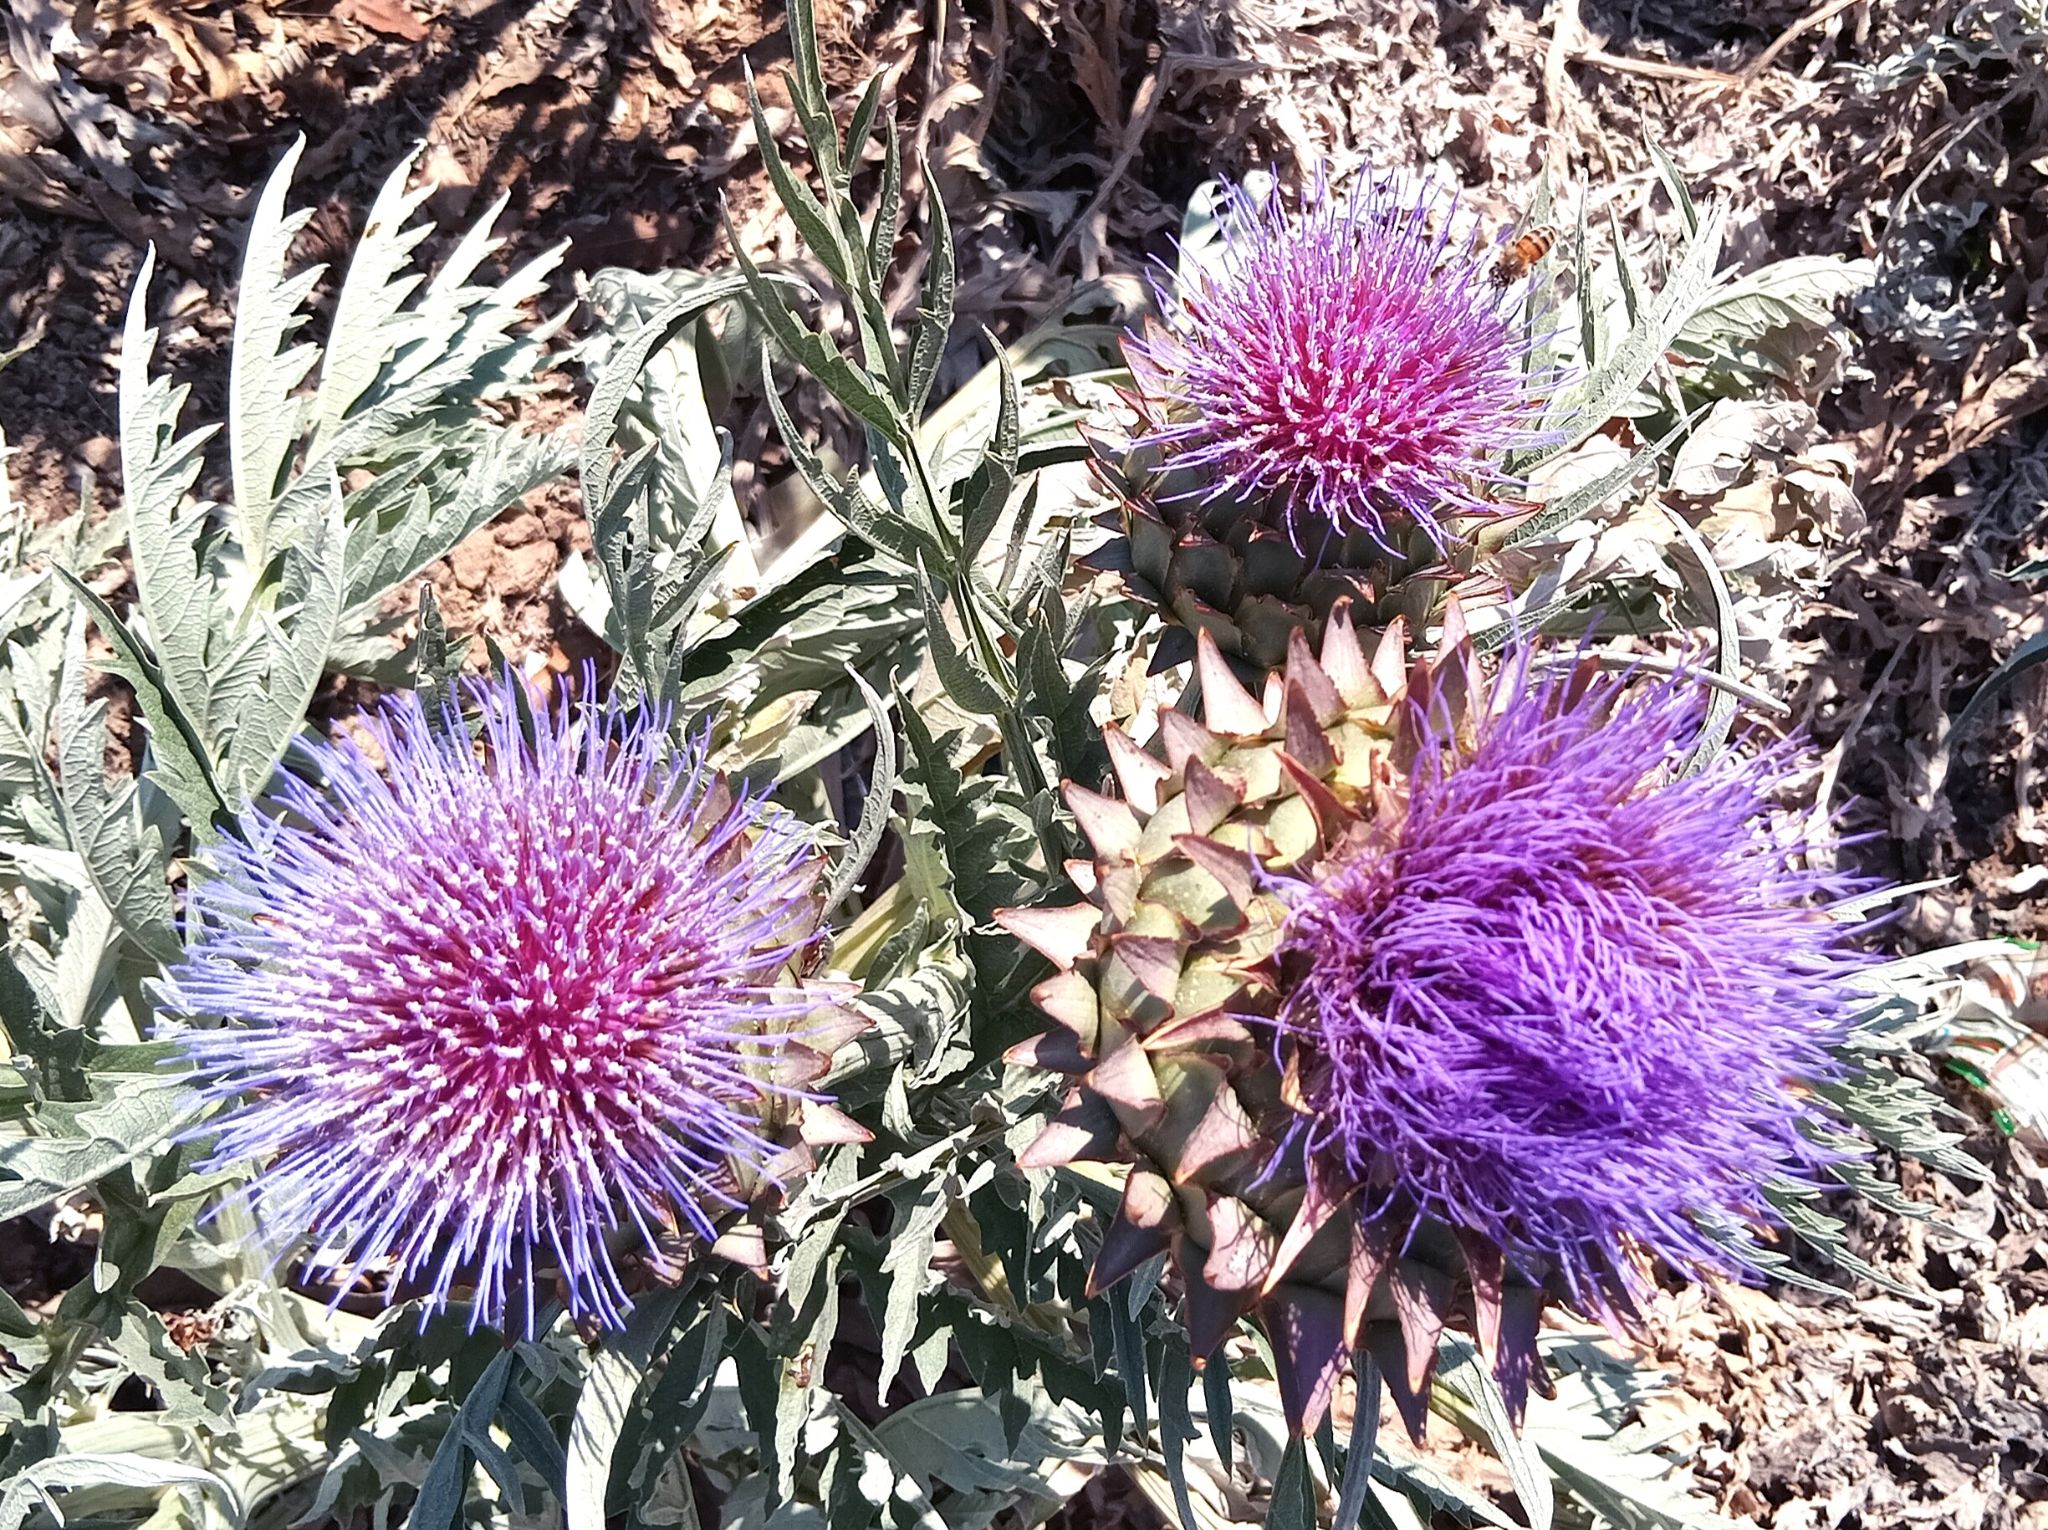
3, 0, 2045, 1525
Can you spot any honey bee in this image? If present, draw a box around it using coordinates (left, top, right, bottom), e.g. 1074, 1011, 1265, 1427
1489, 224, 1557, 287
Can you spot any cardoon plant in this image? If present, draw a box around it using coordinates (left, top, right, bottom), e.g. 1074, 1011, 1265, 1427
1003, 617, 1898, 1434
1093, 174, 1562, 668
162, 672, 864, 1335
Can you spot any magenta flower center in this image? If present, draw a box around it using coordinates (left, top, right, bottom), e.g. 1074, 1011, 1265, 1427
165, 679, 823, 1335
1126, 174, 1560, 551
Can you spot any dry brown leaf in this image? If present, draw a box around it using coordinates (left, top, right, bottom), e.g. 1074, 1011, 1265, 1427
99, 0, 245, 100
1951, 357, 2048, 456
335, 0, 429, 43
1057, 0, 1125, 132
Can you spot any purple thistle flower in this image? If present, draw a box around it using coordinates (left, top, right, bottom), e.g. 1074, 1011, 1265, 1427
161, 672, 829, 1336
1125, 174, 1559, 553
1276, 661, 1876, 1318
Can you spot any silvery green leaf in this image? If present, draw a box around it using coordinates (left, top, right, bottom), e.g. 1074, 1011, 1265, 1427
648, 543, 734, 650
1645, 138, 1700, 237
582, 276, 752, 515
867, 112, 903, 280
870, 1383, 1106, 1507
780, 0, 836, 166
1201, 1354, 1234, 1473
1526, 201, 1728, 469
1434, 1336, 1553, 1530
390, 195, 566, 405
0, 944, 63, 1076
0, 1283, 33, 1340
1818, 1062, 1979, 1177
206, 614, 280, 750
596, 276, 744, 579
1373, 1437, 1522, 1530
340, 427, 575, 613
1016, 595, 1106, 787
1941, 626, 2039, 737
1265, 1438, 1315, 1530
228, 136, 324, 573
0, 1452, 236, 1530
49, 872, 119, 1033
53, 570, 231, 832
1759, 1181, 1925, 1299
226, 479, 346, 798
1661, 505, 1739, 777
1175, 178, 1236, 293
54, 612, 179, 963
876, 1177, 950, 1399
336, 448, 435, 543
0, 1069, 196, 1221
1157, 1340, 1200, 1530
1702, 249, 1882, 378
822, 669, 898, 913
415, 190, 516, 321
828, 940, 971, 1092
1106, 1293, 1150, 1439
99, 1296, 232, 1426
617, 1299, 726, 1530
1508, 1351, 1748, 1530
1334, 1373, 1388, 1530
759, 374, 933, 572
772, 1250, 842, 1497
308, 147, 437, 449
1608, 205, 1647, 333
119, 248, 225, 747
680, 561, 918, 720
411, 1346, 517, 1530
1573, 209, 1603, 374
896, 701, 1039, 924
0, 634, 65, 839
910, 1324, 952, 1395
961, 343, 1021, 560
271, 328, 560, 572
917, 564, 1009, 715
907, 161, 956, 420
1357, 1485, 1429, 1530
854, 898, 933, 989
845, 64, 889, 173
737, 50, 899, 395
746, 64, 854, 290
734, 246, 905, 437
829, 1404, 949, 1530
1499, 414, 1685, 549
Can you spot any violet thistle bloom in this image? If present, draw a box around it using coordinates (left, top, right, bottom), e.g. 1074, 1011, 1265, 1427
1276, 661, 1875, 1319
1124, 174, 1559, 553
162, 673, 837, 1336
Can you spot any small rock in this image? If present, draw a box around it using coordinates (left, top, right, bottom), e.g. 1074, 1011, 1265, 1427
446, 533, 496, 593
497, 539, 558, 598
494, 509, 549, 548
538, 489, 585, 544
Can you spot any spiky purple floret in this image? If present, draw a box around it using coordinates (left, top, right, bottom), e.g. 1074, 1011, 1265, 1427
1277, 663, 1877, 1315
1124, 174, 1560, 554
161, 673, 824, 1336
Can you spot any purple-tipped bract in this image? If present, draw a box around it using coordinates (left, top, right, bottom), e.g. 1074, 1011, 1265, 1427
1278, 663, 1875, 1317
1125, 174, 1557, 552
163, 673, 827, 1335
